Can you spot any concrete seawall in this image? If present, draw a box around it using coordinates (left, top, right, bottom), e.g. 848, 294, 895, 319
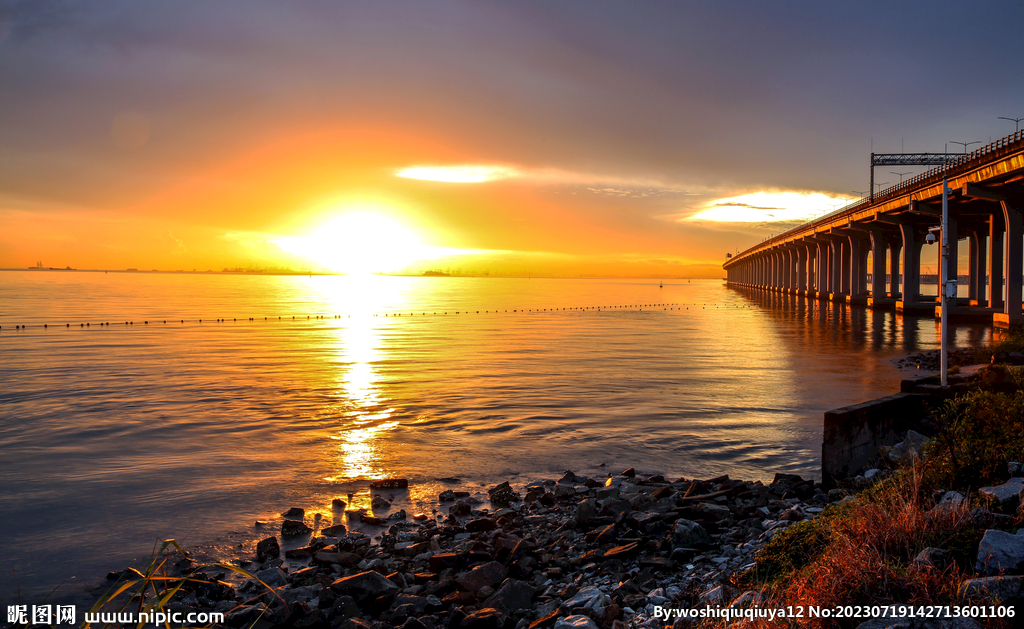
822, 374, 968, 487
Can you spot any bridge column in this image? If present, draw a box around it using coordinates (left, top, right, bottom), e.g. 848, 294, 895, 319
968, 230, 986, 306
846, 235, 868, 304
815, 241, 828, 299
888, 241, 902, 299
868, 230, 893, 308
805, 243, 817, 294
796, 245, 808, 295
829, 238, 844, 300
897, 223, 925, 313
989, 214, 1004, 310
995, 201, 1024, 326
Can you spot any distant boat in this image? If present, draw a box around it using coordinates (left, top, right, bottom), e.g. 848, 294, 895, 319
659, 281, 663, 288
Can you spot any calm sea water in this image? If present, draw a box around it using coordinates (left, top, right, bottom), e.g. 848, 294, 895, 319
0, 271, 995, 601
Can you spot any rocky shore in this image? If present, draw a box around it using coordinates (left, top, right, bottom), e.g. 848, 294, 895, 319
104, 469, 836, 629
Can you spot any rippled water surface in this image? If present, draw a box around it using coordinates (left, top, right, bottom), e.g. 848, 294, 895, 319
0, 271, 995, 599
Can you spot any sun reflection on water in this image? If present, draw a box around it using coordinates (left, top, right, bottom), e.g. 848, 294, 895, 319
321, 276, 406, 482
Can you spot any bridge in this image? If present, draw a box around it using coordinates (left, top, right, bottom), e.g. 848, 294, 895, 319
723, 130, 1024, 326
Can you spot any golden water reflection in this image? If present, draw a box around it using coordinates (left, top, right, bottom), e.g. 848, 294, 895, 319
321, 276, 407, 482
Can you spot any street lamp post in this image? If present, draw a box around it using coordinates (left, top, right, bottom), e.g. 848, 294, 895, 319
998, 117, 1024, 132
949, 140, 981, 154
890, 171, 912, 184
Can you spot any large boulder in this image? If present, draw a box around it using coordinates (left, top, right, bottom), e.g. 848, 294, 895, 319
976, 529, 1024, 575
958, 575, 1024, 601
979, 478, 1024, 512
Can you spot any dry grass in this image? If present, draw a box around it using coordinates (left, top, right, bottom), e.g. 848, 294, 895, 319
731, 468, 979, 629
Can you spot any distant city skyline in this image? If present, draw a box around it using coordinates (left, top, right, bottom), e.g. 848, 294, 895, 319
2, 1, 1023, 276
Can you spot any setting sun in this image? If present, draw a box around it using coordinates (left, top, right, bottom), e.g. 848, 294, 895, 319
276, 213, 427, 274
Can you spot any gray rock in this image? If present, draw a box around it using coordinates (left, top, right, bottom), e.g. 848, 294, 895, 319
255, 567, 287, 588
912, 547, 952, 570
456, 561, 508, 592
671, 519, 712, 548
329, 570, 400, 606
979, 477, 1024, 511
1010, 462, 1023, 476
958, 575, 1024, 600
482, 578, 535, 614
884, 430, 930, 465
553, 616, 599, 629
976, 529, 1024, 575
564, 585, 609, 611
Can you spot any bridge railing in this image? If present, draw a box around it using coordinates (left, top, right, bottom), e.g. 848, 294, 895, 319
729, 129, 1024, 265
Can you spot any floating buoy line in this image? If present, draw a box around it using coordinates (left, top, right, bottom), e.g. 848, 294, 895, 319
1, 302, 757, 331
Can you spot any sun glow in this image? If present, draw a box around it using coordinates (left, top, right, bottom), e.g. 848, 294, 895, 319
396, 165, 517, 183
688, 191, 851, 223
276, 213, 428, 274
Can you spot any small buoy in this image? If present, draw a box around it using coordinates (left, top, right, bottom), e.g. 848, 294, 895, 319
44, 324, 47, 328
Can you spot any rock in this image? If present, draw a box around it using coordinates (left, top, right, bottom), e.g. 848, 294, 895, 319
958, 575, 1024, 600
372, 495, 392, 509
979, 477, 1024, 511
255, 567, 287, 588
574, 499, 598, 525
779, 507, 803, 521
912, 547, 952, 570
332, 498, 347, 510
282, 507, 305, 518
489, 482, 521, 505
439, 489, 457, 502
451, 500, 472, 516
621, 468, 636, 477
256, 536, 280, 562
466, 517, 497, 532
602, 542, 640, 562
671, 519, 712, 548
429, 552, 460, 572
1010, 462, 1023, 476
976, 529, 1024, 575
554, 616, 599, 629
321, 523, 347, 537
456, 561, 508, 592
282, 519, 312, 536
461, 608, 506, 629
370, 478, 408, 489
886, 430, 930, 465
482, 578, 535, 614
313, 550, 362, 567
329, 570, 400, 606
564, 585, 609, 611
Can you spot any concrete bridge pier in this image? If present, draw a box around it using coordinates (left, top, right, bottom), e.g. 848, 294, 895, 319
867, 229, 895, 308
796, 245, 808, 296
814, 239, 831, 299
989, 215, 1004, 311
995, 201, 1024, 327
933, 215, 964, 319
896, 223, 931, 314
828, 236, 847, 302
967, 230, 985, 306
888, 240, 902, 300
845, 234, 869, 305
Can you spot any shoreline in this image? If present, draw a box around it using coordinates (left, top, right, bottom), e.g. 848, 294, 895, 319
84, 468, 837, 628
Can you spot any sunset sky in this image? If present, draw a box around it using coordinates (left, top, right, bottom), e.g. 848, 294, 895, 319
2, 1, 1023, 277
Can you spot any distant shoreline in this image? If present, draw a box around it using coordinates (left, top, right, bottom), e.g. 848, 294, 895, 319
0, 268, 720, 280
